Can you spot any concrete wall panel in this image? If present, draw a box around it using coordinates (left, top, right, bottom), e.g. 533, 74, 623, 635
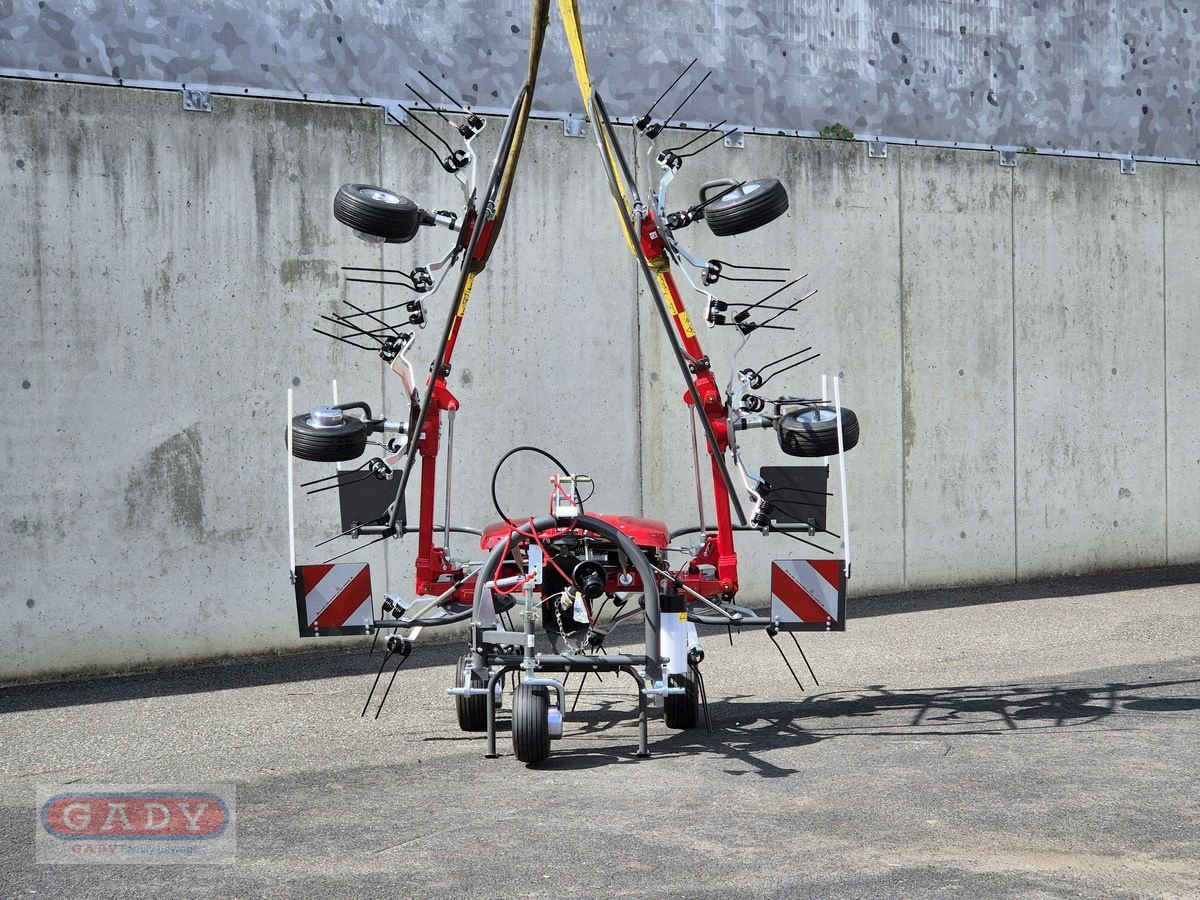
899, 146, 1016, 588
1164, 168, 1200, 564
1012, 157, 1166, 578
0, 81, 391, 680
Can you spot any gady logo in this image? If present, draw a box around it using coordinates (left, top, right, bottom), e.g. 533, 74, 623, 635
40, 792, 229, 841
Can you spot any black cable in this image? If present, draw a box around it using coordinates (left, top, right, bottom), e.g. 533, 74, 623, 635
490, 445, 571, 527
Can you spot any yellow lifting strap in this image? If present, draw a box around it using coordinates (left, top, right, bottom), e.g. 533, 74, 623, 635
557, 0, 640, 255
479, 0, 552, 266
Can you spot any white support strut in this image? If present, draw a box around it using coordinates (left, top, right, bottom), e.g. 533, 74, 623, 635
833, 375, 851, 578
287, 386, 297, 576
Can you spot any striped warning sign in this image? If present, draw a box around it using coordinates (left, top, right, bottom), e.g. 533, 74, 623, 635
770, 559, 846, 631
293, 563, 373, 637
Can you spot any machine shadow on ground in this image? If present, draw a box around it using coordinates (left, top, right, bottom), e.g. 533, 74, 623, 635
506, 674, 1200, 774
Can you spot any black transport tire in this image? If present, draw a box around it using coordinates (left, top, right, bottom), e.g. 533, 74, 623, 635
775, 405, 860, 458
664, 673, 699, 730
288, 413, 368, 462
704, 178, 789, 236
512, 683, 551, 764
454, 655, 489, 732
333, 183, 421, 242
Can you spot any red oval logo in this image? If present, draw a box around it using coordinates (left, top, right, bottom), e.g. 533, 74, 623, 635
41, 793, 229, 840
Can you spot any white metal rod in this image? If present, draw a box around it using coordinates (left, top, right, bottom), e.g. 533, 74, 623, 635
833, 376, 851, 578
331, 378, 341, 472
287, 387, 297, 575
821, 373, 829, 465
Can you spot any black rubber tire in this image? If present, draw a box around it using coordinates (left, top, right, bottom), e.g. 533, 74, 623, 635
512, 683, 551, 764
664, 673, 699, 730
454, 655, 488, 732
333, 183, 421, 243
288, 413, 368, 462
775, 405, 860, 458
704, 178, 789, 236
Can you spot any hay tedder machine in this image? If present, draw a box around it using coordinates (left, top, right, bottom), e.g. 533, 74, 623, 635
286, 1, 860, 764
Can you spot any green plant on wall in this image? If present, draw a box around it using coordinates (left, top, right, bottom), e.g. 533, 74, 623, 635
1021, 146, 1037, 154
819, 123, 855, 141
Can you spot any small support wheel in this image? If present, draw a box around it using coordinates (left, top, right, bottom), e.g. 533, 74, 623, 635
288, 409, 368, 462
775, 405, 860, 457
664, 673, 699, 730
512, 683, 551, 764
333, 183, 422, 243
454, 655, 488, 732
702, 177, 789, 236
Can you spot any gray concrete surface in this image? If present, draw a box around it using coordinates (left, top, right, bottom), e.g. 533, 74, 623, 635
5, 2, 1199, 162
1, 567, 1198, 898
3, 78, 1199, 681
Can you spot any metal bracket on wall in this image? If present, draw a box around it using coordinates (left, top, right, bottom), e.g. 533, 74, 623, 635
563, 116, 587, 138
1120, 157, 1137, 175
867, 140, 887, 159
997, 149, 1017, 168
723, 131, 745, 149
384, 104, 409, 125
181, 89, 212, 112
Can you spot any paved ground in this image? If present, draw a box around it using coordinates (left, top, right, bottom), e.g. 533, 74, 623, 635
2, 566, 1199, 898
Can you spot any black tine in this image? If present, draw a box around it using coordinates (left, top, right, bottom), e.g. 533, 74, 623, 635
405, 82, 456, 128
337, 300, 417, 322
341, 298, 402, 338
741, 277, 806, 317
307, 470, 373, 496
403, 86, 457, 153
571, 671, 588, 713
311, 328, 382, 351
692, 662, 712, 734
641, 58, 698, 121
374, 653, 411, 719
344, 277, 421, 292
757, 353, 821, 387
711, 259, 791, 273
385, 109, 450, 169
418, 69, 471, 114
659, 70, 712, 130
319, 314, 379, 341
676, 127, 731, 159
322, 532, 391, 564
757, 290, 818, 329
768, 631, 804, 690
774, 529, 836, 554
666, 119, 726, 154
759, 346, 816, 374
342, 265, 412, 276
301, 462, 368, 488
789, 632, 820, 686
361, 649, 394, 717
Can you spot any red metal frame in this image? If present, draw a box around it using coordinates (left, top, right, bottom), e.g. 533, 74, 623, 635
406, 203, 741, 604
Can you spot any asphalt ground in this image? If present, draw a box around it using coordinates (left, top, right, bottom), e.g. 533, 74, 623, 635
2, 566, 1199, 899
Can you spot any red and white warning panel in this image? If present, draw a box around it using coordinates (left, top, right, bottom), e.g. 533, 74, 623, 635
770, 559, 846, 631
293, 563, 374, 637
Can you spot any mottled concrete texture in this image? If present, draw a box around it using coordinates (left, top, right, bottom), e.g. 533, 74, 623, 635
1, 79, 1197, 680
1, 1, 1198, 159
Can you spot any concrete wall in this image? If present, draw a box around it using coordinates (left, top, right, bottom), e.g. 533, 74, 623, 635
2, 79, 1197, 681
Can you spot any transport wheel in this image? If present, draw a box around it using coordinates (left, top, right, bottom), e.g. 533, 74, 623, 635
454, 655, 488, 732
288, 408, 368, 462
775, 405, 859, 458
703, 177, 789, 236
664, 673, 699, 729
333, 183, 422, 242
512, 683, 551, 764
